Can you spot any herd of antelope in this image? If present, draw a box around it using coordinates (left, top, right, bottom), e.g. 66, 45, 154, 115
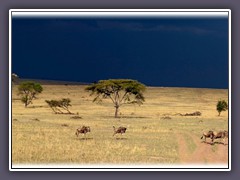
75, 125, 228, 145
201, 130, 228, 145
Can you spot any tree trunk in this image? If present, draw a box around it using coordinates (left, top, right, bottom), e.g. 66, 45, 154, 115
218, 111, 221, 116
114, 105, 119, 118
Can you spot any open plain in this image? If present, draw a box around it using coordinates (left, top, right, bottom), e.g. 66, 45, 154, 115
11, 83, 228, 166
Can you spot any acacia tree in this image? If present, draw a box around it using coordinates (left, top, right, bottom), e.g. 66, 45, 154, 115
18, 81, 43, 107
45, 98, 72, 114
216, 100, 228, 116
85, 79, 146, 118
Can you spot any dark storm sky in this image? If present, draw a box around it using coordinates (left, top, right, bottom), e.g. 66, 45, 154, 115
12, 16, 229, 88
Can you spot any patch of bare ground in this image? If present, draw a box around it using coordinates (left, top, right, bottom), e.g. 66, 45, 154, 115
177, 132, 228, 164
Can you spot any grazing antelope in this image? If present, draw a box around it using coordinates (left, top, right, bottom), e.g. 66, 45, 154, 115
212, 130, 228, 145
113, 126, 127, 136
75, 126, 91, 137
201, 130, 214, 142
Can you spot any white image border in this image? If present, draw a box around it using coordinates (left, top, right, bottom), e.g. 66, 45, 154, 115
9, 9, 231, 171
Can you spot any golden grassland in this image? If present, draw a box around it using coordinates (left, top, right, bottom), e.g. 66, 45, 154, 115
11, 84, 228, 165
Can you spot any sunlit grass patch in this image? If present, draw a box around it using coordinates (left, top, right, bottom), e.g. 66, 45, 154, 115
183, 133, 197, 154
12, 85, 228, 165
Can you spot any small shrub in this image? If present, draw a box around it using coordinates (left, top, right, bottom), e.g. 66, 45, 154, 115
184, 111, 201, 116
216, 100, 228, 116
46, 98, 73, 114
70, 116, 82, 119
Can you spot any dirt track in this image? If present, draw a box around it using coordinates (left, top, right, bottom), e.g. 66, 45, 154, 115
177, 132, 228, 164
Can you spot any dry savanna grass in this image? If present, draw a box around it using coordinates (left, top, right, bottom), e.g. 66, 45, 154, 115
12, 84, 228, 165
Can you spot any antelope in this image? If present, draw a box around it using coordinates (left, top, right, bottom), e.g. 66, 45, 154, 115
75, 126, 91, 137
113, 126, 127, 136
201, 130, 214, 142
212, 130, 228, 145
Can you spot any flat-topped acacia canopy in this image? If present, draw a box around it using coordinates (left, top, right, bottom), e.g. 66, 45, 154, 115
85, 79, 146, 118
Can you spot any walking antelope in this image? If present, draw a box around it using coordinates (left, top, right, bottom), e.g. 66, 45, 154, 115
212, 130, 228, 145
75, 126, 91, 137
113, 126, 127, 136
201, 130, 214, 142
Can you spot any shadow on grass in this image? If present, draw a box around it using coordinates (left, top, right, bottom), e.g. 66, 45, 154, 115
77, 137, 93, 141
201, 141, 228, 146
102, 116, 149, 119
212, 141, 228, 145
28, 105, 44, 108
115, 137, 128, 140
